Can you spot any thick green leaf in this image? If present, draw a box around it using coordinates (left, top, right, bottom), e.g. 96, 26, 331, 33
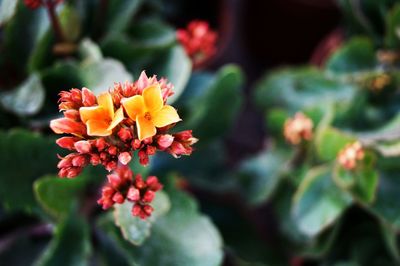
131, 186, 223, 266
380, 221, 400, 263
315, 127, 356, 161
0, 0, 18, 25
325, 37, 377, 74
0, 74, 45, 116
34, 215, 91, 266
151, 45, 192, 103
253, 67, 357, 115
79, 38, 103, 64
0, 129, 60, 212
104, 0, 143, 37
370, 172, 400, 231
238, 145, 291, 205
128, 19, 176, 49
81, 58, 133, 94
114, 191, 171, 245
292, 166, 352, 237
184, 65, 243, 142
34, 175, 88, 219
59, 4, 81, 42
385, 4, 400, 49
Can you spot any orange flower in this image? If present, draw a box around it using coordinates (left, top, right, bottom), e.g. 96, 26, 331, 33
79, 92, 124, 136
122, 85, 181, 140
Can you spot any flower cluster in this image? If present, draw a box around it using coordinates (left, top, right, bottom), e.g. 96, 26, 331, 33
176, 20, 218, 68
337, 141, 365, 170
50, 71, 197, 218
98, 166, 162, 219
283, 112, 314, 145
24, 0, 63, 9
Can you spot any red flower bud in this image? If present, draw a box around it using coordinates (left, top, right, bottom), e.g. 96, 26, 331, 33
64, 109, 80, 120
156, 134, 174, 150
131, 204, 142, 217
82, 87, 96, 106
90, 154, 101, 165
107, 173, 121, 188
74, 140, 91, 153
146, 146, 156, 156
143, 190, 155, 203
118, 152, 132, 165
71, 155, 87, 167
56, 137, 79, 150
118, 128, 133, 142
112, 192, 125, 204
96, 138, 107, 151
138, 150, 149, 166
132, 139, 142, 150
143, 205, 154, 216
134, 174, 145, 189
108, 146, 117, 156
127, 187, 140, 201
146, 176, 162, 191
50, 118, 86, 136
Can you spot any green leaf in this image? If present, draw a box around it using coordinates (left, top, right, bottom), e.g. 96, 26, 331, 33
253, 67, 357, 115
379, 221, 400, 263
151, 45, 192, 103
0, 74, 45, 116
385, 4, 400, 49
34, 175, 87, 219
114, 191, 171, 245
238, 144, 291, 205
0, 129, 60, 212
104, 0, 143, 37
79, 38, 103, 65
325, 37, 377, 74
81, 58, 133, 94
128, 19, 176, 50
292, 166, 352, 237
34, 215, 91, 266
131, 186, 224, 266
315, 127, 356, 161
370, 172, 400, 231
0, 0, 18, 25
185, 65, 244, 142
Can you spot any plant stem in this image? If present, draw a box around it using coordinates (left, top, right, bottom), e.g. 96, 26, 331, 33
44, 0, 65, 42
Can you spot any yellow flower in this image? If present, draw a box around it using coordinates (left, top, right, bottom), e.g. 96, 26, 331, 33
79, 92, 124, 136
122, 85, 181, 140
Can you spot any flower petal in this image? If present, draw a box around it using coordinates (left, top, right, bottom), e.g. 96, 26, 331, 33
122, 95, 145, 120
107, 107, 124, 131
86, 119, 112, 136
79, 106, 108, 123
136, 115, 156, 140
152, 105, 181, 128
50, 118, 86, 136
97, 92, 114, 119
143, 85, 163, 113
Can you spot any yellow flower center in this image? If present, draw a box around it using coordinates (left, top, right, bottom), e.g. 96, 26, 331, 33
144, 112, 152, 121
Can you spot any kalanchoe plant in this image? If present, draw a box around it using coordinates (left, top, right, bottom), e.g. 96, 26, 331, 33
50, 71, 197, 218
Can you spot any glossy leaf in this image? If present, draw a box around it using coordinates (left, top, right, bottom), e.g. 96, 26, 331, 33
114, 191, 171, 246
34, 215, 91, 266
325, 37, 376, 74
238, 144, 291, 205
253, 67, 357, 115
34, 175, 87, 219
292, 166, 352, 237
315, 127, 356, 161
0, 129, 60, 212
0, 0, 18, 25
0, 74, 45, 116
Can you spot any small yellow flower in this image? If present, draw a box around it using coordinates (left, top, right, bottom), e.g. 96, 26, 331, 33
122, 85, 181, 140
79, 92, 124, 136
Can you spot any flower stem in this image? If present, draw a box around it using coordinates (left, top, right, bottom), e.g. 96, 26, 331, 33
44, 0, 65, 42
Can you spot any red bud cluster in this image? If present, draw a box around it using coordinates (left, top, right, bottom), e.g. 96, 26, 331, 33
97, 167, 163, 219
176, 20, 218, 68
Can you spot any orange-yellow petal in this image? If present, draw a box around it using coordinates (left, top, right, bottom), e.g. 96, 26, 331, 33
143, 85, 163, 113
136, 115, 156, 140
79, 106, 108, 123
122, 95, 145, 120
107, 107, 124, 131
86, 119, 112, 136
152, 105, 181, 128
97, 92, 114, 119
